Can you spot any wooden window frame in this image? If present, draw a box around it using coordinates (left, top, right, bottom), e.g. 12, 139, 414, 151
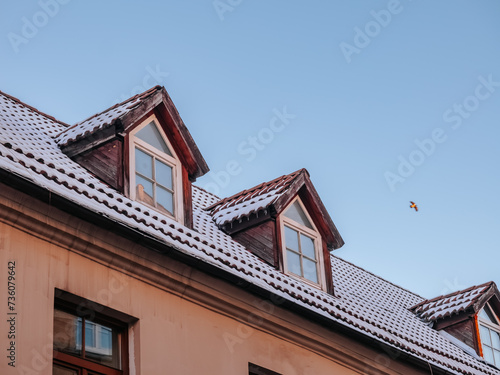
53, 292, 133, 375
280, 197, 327, 290
478, 302, 500, 366
129, 114, 184, 223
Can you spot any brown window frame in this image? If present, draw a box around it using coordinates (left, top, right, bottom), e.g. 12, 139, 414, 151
53, 290, 135, 375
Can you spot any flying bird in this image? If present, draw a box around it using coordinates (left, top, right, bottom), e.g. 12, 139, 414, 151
410, 201, 418, 212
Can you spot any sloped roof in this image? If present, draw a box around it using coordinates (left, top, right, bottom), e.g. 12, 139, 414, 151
55, 86, 157, 147
55, 85, 208, 180
1, 89, 499, 375
206, 169, 303, 226
206, 168, 344, 250
410, 282, 497, 322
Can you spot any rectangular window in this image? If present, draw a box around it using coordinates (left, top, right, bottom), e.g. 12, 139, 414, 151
284, 225, 319, 283
479, 303, 500, 366
135, 146, 175, 215
480, 324, 500, 365
53, 291, 135, 375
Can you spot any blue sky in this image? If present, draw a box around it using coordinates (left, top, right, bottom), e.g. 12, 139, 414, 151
1, 0, 499, 298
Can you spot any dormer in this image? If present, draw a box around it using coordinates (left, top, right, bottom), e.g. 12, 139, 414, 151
206, 169, 344, 293
410, 282, 500, 366
55, 86, 209, 228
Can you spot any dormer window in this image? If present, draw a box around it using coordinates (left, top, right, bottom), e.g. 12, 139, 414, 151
130, 116, 183, 221
478, 303, 500, 366
281, 198, 325, 288
207, 169, 343, 295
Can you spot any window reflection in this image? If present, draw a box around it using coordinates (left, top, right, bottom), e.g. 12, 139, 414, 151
53, 308, 122, 370
135, 146, 175, 216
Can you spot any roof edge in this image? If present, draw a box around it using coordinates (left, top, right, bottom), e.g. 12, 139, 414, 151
205, 168, 306, 212
410, 281, 495, 312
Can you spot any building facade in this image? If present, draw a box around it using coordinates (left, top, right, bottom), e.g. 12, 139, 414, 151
1, 86, 499, 375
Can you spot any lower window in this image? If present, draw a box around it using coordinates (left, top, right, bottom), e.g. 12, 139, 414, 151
53, 291, 133, 375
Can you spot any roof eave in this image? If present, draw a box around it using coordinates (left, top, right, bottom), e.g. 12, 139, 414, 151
60, 121, 122, 158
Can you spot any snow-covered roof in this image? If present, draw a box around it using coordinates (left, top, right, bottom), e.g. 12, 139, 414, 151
410, 282, 495, 322
206, 168, 344, 250
1, 88, 499, 375
206, 169, 302, 226
55, 86, 160, 147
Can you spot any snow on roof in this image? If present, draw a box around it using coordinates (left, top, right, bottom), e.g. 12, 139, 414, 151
55, 85, 162, 147
206, 169, 303, 226
1, 89, 500, 375
410, 282, 494, 322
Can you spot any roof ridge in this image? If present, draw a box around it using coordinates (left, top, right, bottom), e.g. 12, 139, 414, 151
56, 85, 163, 138
0, 89, 70, 128
332, 254, 425, 300
410, 281, 494, 310
205, 168, 306, 211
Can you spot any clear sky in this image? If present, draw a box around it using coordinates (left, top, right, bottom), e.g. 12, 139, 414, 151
1, 0, 499, 299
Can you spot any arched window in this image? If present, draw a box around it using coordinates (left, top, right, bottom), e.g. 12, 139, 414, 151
130, 116, 183, 221
281, 198, 325, 288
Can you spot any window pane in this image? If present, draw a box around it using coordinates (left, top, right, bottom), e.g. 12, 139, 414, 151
494, 350, 500, 366
303, 258, 318, 283
136, 175, 154, 205
480, 305, 499, 325
300, 234, 316, 259
156, 159, 173, 189
157, 187, 174, 215
85, 321, 122, 370
53, 309, 82, 356
491, 330, 500, 349
100, 327, 113, 353
284, 226, 299, 252
135, 148, 153, 178
484, 346, 495, 364
85, 321, 96, 348
53, 364, 78, 375
287, 250, 301, 276
283, 201, 313, 229
481, 325, 492, 346
136, 122, 172, 156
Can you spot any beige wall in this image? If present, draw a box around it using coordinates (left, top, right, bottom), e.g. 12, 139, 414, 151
0, 184, 428, 375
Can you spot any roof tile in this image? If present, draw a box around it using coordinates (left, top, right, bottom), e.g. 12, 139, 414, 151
410, 282, 493, 322
0, 89, 499, 375
206, 169, 304, 226
55, 85, 162, 146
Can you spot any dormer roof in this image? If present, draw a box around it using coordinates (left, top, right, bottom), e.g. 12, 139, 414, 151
206, 168, 344, 251
410, 282, 500, 323
56, 85, 209, 180
207, 169, 300, 226
2, 88, 500, 375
